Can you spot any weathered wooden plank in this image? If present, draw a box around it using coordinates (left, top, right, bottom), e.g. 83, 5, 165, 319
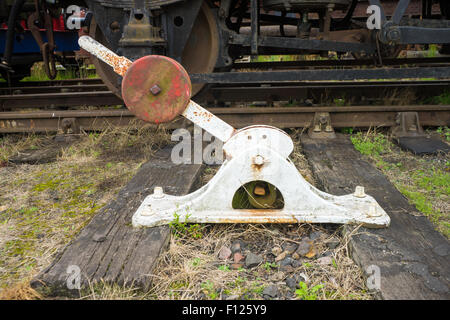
301, 134, 450, 300
31, 146, 203, 296
395, 136, 450, 155
9, 135, 79, 165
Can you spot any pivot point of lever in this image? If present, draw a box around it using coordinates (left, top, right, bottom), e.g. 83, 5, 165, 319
121, 55, 192, 124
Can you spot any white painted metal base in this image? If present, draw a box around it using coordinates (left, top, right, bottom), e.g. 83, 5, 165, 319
132, 126, 390, 228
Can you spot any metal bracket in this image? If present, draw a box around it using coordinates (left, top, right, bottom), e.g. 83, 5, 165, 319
133, 125, 389, 228
376, 0, 450, 45
61, 118, 80, 134
118, 0, 166, 60
391, 112, 425, 138
163, 0, 203, 62
308, 112, 336, 139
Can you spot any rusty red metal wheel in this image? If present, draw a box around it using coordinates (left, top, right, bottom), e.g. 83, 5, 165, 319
121, 55, 192, 124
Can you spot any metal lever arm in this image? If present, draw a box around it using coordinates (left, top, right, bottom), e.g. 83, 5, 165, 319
79, 36, 235, 142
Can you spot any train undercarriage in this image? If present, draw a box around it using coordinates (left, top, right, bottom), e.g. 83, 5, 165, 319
1, 0, 450, 98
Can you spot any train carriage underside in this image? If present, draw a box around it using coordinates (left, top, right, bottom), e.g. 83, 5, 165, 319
1, 0, 450, 99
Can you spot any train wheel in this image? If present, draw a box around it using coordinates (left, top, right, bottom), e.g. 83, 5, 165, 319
181, 2, 219, 96
89, 2, 219, 99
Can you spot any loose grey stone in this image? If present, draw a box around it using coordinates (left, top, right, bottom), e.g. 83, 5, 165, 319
320, 251, 333, 258
317, 256, 333, 266
279, 257, 294, 267
285, 277, 298, 290
309, 231, 324, 241
271, 246, 283, 256
231, 241, 242, 254
282, 243, 298, 254
326, 237, 340, 249
294, 273, 308, 283
262, 284, 279, 298
245, 252, 263, 268
218, 246, 232, 260
275, 251, 288, 262
225, 295, 240, 300
296, 239, 312, 256
291, 259, 302, 268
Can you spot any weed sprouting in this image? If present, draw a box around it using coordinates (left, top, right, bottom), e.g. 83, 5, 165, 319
169, 213, 203, 239
350, 131, 391, 157
295, 282, 324, 300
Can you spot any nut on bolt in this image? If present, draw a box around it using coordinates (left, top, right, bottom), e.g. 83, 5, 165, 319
150, 84, 162, 96
354, 186, 366, 198
387, 27, 401, 42
253, 155, 264, 166
152, 186, 165, 199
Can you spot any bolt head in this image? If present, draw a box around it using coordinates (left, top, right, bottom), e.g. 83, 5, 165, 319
150, 85, 162, 96
354, 186, 366, 198
153, 186, 165, 199
254, 155, 264, 166
387, 28, 401, 42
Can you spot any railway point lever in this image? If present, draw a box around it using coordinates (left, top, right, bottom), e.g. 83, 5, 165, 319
79, 35, 390, 228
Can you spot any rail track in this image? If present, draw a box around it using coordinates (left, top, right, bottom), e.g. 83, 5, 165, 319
1, 76, 449, 106
1, 79, 449, 100
1, 104, 449, 134
0, 57, 449, 133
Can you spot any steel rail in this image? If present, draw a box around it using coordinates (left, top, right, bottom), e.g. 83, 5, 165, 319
1, 80, 449, 109
1, 105, 448, 133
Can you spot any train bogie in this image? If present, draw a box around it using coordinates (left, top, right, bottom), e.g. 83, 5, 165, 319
1, 1, 449, 92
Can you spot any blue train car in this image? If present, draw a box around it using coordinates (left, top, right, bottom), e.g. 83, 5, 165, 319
0, 1, 84, 82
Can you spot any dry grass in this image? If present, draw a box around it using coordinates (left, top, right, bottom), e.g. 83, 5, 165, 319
0, 125, 171, 296
79, 280, 151, 300
147, 224, 372, 300
0, 134, 44, 164
0, 281, 42, 300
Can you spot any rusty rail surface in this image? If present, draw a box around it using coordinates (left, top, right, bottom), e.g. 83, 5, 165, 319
1, 105, 449, 133
1, 79, 449, 110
